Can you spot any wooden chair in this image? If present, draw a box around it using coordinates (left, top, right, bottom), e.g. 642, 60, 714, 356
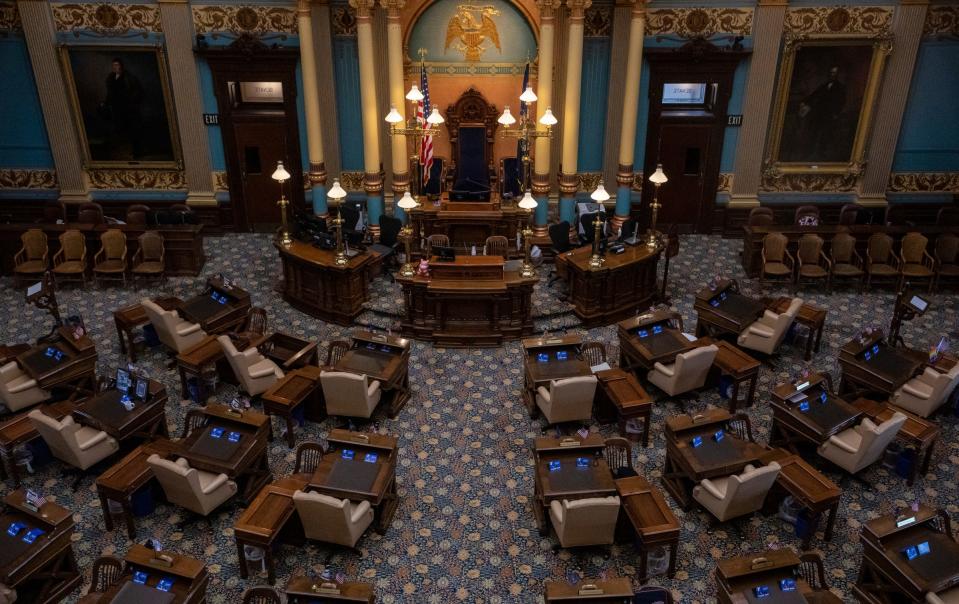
131, 231, 165, 288
239, 307, 268, 339
241, 587, 282, 604
828, 232, 864, 292
865, 232, 899, 290
13, 229, 48, 287
604, 437, 635, 478
89, 555, 124, 594
93, 229, 127, 287
795, 233, 830, 290
747, 207, 774, 227
728, 413, 755, 443
52, 229, 87, 286
77, 202, 104, 224
293, 441, 325, 477
39, 200, 66, 224
934, 233, 959, 290
324, 340, 350, 368
898, 232, 935, 292
181, 409, 209, 438
483, 235, 509, 259
425, 234, 450, 258
125, 204, 150, 226
838, 203, 861, 226
794, 205, 820, 226
760, 232, 793, 286
581, 342, 607, 369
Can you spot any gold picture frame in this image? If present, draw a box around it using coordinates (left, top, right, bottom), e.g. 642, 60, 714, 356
59, 44, 182, 170
765, 33, 892, 177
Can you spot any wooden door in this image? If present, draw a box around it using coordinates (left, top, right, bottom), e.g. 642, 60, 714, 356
231, 118, 290, 228
652, 124, 712, 228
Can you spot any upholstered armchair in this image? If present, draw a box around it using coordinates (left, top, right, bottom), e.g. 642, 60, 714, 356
320, 371, 381, 419
737, 298, 802, 355
13, 229, 48, 288
891, 366, 959, 418
292, 490, 373, 548
693, 462, 781, 522
0, 583, 14, 604
899, 232, 935, 292
828, 232, 864, 292
28, 410, 118, 472
0, 361, 50, 413
926, 587, 959, 604
52, 229, 87, 286
817, 413, 906, 475
535, 375, 597, 425
217, 335, 284, 396
93, 229, 127, 287
865, 233, 899, 290
548, 496, 621, 548
647, 345, 718, 397
760, 233, 793, 286
141, 298, 206, 354
147, 455, 237, 516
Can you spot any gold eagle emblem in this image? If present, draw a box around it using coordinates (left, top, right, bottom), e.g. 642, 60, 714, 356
445, 4, 501, 62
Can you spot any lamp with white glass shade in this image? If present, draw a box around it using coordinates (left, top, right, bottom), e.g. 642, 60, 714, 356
396, 191, 420, 277
539, 108, 558, 127
517, 192, 538, 278
405, 85, 424, 102
587, 181, 610, 270
497, 106, 516, 127
327, 178, 349, 265
647, 164, 668, 249
272, 161, 293, 248
385, 79, 444, 197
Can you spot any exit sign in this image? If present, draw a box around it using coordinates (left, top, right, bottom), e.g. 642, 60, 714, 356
203, 113, 219, 126
727, 114, 743, 126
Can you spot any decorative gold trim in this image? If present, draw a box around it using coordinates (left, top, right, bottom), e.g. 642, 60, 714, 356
584, 6, 612, 37
192, 5, 297, 35
405, 62, 537, 77
0, 169, 57, 189
331, 6, 357, 36
784, 6, 892, 35
0, 1, 21, 32
630, 171, 645, 191
646, 7, 753, 37
717, 172, 733, 194
924, 5, 959, 38
51, 3, 162, 36
888, 172, 959, 193
87, 168, 185, 189
339, 172, 366, 191
213, 171, 229, 192
577, 172, 603, 193
760, 172, 858, 192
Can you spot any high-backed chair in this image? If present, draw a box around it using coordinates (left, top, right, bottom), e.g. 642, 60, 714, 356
0, 584, 15, 604
796, 233, 829, 290
125, 204, 150, 226
93, 229, 127, 287
838, 204, 861, 226
899, 232, 935, 292
817, 413, 907, 475
147, 454, 237, 516
324, 340, 350, 368
77, 202, 104, 224
737, 297, 802, 355
51, 229, 87, 286
39, 200, 66, 224
89, 555, 124, 595
28, 410, 118, 487
535, 375, 597, 425
217, 335, 284, 396
0, 362, 50, 413
747, 207, 774, 227
320, 371, 381, 419
927, 587, 959, 604
425, 234, 450, 258
934, 233, 959, 290
547, 221, 574, 287
891, 366, 959, 418
241, 587, 282, 604
292, 490, 373, 548
760, 233, 793, 286
581, 342, 608, 371
13, 229, 48, 287
483, 235, 509, 259
142, 298, 206, 354
692, 462, 781, 522
371, 215, 402, 274
828, 232, 864, 291
131, 231, 165, 287
865, 232, 899, 290
604, 437, 636, 478
292, 441, 325, 480
549, 496, 620, 549
794, 205, 820, 226
647, 345, 718, 397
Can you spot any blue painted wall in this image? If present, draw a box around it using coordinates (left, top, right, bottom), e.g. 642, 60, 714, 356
333, 37, 364, 171
196, 58, 226, 172
719, 57, 748, 172
0, 37, 53, 168
577, 37, 611, 172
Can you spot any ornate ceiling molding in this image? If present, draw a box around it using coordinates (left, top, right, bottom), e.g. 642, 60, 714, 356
760, 172, 859, 193
645, 7, 753, 38
339, 172, 366, 191
0, 1, 21, 32
192, 5, 297, 36
0, 169, 57, 189
87, 169, 185, 190
576, 173, 603, 194
924, 5, 959, 39
784, 6, 892, 35
213, 171, 229, 192
888, 172, 959, 193
51, 3, 162, 36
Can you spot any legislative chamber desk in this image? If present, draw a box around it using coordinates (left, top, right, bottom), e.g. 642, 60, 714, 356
617, 309, 691, 373
855, 505, 959, 603
177, 278, 251, 334
286, 576, 375, 603
234, 475, 308, 584
555, 243, 662, 327
15, 326, 97, 395
275, 240, 382, 325
838, 330, 926, 398
716, 549, 840, 604
396, 256, 536, 346
409, 198, 521, 254
694, 279, 767, 339
769, 372, 862, 453
532, 435, 616, 535
615, 475, 680, 580
543, 577, 634, 603
73, 377, 170, 443
334, 332, 411, 418
522, 336, 591, 417
0, 489, 81, 603
85, 544, 208, 604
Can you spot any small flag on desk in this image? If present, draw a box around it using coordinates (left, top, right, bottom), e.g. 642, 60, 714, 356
335, 572, 347, 584
576, 427, 590, 440
25, 489, 45, 510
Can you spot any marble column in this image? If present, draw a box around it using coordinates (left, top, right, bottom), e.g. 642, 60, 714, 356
158, 0, 216, 206
558, 0, 591, 227
532, 0, 560, 232
298, 0, 329, 216
729, 0, 788, 208
382, 0, 409, 223
612, 0, 646, 230
350, 0, 384, 233
859, 0, 928, 206
17, 0, 88, 202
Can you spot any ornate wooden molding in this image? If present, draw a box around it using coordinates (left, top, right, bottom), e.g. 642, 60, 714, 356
213, 171, 229, 192
760, 171, 858, 193
924, 5, 959, 38
584, 6, 612, 37
331, 6, 357, 36
192, 5, 297, 35
784, 6, 892, 35
87, 169, 185, 189
0, 1, 21, 32
630, 171, 645, 191
888, 172, 959, 193
339, 172, 366, 191
577, 172, 603, 193
717, 172, 733, 194
51, 3, 162, 36
646, 7, 753, 38
0, 169, 57, 189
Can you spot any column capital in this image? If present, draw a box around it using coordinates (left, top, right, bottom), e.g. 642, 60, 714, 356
631, 0, 647, 18
565, 0, 592, 21
349, 0, 377, 20
380, 0, 405, 18
536, 0, 562, 21
297, 0, 313, 15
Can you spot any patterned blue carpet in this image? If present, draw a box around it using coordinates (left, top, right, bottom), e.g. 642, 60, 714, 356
1, 233, 957, 603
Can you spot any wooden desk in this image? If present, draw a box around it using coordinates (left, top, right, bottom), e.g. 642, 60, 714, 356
259, 332, 318, 370
113, 297, 179, 363
308, 429, 399, 534
768, 297, 827, 362
262, 365, 323, 447
286, 575, 376, 603
15, 326, 97, 394
0, 344, 30, 367
522, 336, 591, 418
0, 401, 74, 487
617, 310, 692, 374
856, 505, 959, 602
543, 577, 634, 602
396, 257, 537, 346
532, 435, 616, 535
175, 333, 251, 401
73, 378, 169, 442
694, 279, 767, 339
234, 475, 308, 584
769, 373, 862, 452
715, 549, 815, 604
616, 476, 680, 580
555, 243, 662, 327
177, 278, 251, 335
851, 398, 940, 486
92, 544, 208, 604
410, 200, 521, 254
0, 489, 81, 603
334, 331, 411, 418
692, 338, 761, 412
95, 439, 177, 539
838, 330, 925, 398
594, 368, 652, 446
174, 404, 272, 503
661, 408, 766, 509
759, 448, 841, 550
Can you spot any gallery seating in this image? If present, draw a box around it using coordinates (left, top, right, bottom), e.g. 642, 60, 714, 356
891, 366, 959, 418
320, 371, 381, 419
28, 409, 119, 488
934, 233, 959, 290
548, 496, 620, 549
898, 232, 935, 292
692, 462, 781, 522
217, 335, 284, 397
795, 233, 829, 290
51, 229, 88, 286
817, 413, 907, 476
131, 231, 165, 287
13, 228, 48, 287
759, 232, 793, 286
0, 361, 50, 413
147, 454, 238, 517
292, 490, 373, 548
747, 207, 774, 227
793, 205, 820, 226
647, 345, 718, 397
77, 202, 105, 224
865, 232, 899, 290
828, 232, 864, 291
142, 298, 206, 354
737, 298, 802, 355
92, 229, 128, 287
535, 375, 597, 425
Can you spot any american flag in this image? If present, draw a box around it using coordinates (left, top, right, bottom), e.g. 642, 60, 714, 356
517, 61, 530, 163
25, 489, 46, 509
418, 63, 434, 187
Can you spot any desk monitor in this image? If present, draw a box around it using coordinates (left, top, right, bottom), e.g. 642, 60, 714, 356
135, 378, 149, 400
26, 281, 43, 298
363, 452, 378, 463
435, 246, 456, 262
907, 294, 929, 314
341, 449, 355, 460
536, 353, 549, 363
133, 571, 149, 585
44, 346, 65, 362
116, 368, 132, 393
917, 541, 931, 556
779, 579, 797, 592
156, 577, 174, 592
556, 350, 569, 361
22, 528, 44, 544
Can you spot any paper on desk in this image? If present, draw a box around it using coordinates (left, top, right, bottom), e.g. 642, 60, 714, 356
590, 362, 612, 373
682, 333, 697, 342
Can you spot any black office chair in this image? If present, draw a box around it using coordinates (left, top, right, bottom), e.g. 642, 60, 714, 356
618, 217, 638, 243
370, 215, 403, 281
579, 212, 601, 244
548, 221, 573, 288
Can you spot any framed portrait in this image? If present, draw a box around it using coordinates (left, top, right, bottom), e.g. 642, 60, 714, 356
766, 35, 892, 175
60, 45, 181, 168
